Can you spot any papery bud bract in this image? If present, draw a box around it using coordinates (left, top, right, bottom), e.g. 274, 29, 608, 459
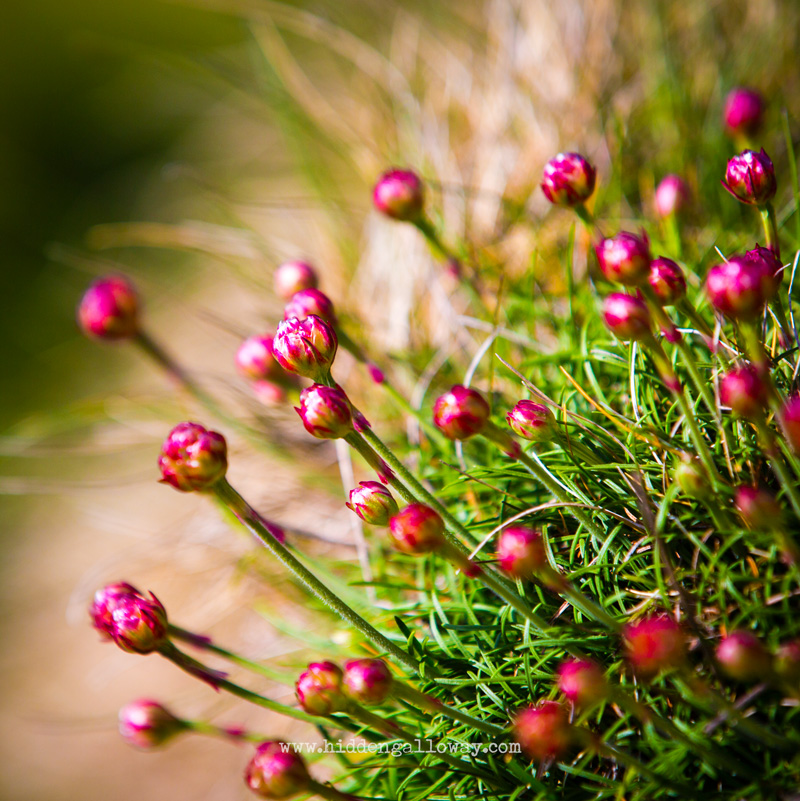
119, 700, 185, 749
595, 232, 651, 285
90, 583, 168, 654
623, 615, 686, 678
284, 289, 337, 325
236, 335, 283, 382
158, 422, 228, 492
654, 175, 690, 218
648, 257, 687, 306
778, 396, 800, 453
373, 169, 424, 221
78, 275, 139, 340
343, 658, 393, 705
506, 400, 556, 442
705, 255, 774, 320
347, 481, 398, 526
673, 459, 710, 499
433, 385, 490, 440
295, 661, 347, 716
245, 741, 310, 799
296, 384, 353, 439
273, 315, 338, 381
556, 659, 608, 709
720, 365, 769, 420
722, 149, 776, 206
716, 630, 772, 682
274, 260, 318, 299
389, 504, 445, 554
602, 293, 652, 341
775, 639, 800, 686
745, 245, 783, 295
496, 526, 547, 578
735, 486, 782, 530
724, 87, 765, 138
541, 152, 596, 207
513, 701, 573, 762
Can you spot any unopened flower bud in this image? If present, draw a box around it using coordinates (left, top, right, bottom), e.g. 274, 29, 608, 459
343, 658, 393, 705
716, 630, 772, 682
245, 741, 310, 799
273, 315, 338, 381
648, 257, 687, 306
705, 255, 775, 320
654, 175, 690, 218
720, 365, 769, 420
673, 459, 710, 499
513, 701, 573, 762
373, 169, 424, 222
595, 232, 651, 286
506, 400, 556, 442
90, 582, 168, 654
158, 422, 228, 492
623, 615, 686, 678
602, 293, 652, 341
295, 661, 347, 715
295, 384, 353, 439
236, 335, 283, 382
556, 659, 608, 709
745, 245, 783, 295
119, 700, 185, 749
724, 87, 764, 138
284, 289, 337, 325
779, 396, 800, 452
722, 149, 776, 206
433, 385, 490, 440
496, 526, 547, 578
274, 260, 318, 299
389, 504, 445, 554
346, 481, 398, 526
541, 152, 596, 207
775, 639, 800, 687
735, 486, 782, 530
78, 275, 140, 340
252, 380, 287, 406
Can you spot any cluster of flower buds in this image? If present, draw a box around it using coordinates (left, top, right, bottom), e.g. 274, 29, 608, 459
595, 232, 651, 286
602, 293, 652, 341
343, 658, 393, 704
506, 400, 556, 443
724, 87, 764, 139
716, 630, 772, 682
654, 174, 690, 219
245, 741, 310, 799
556, 658, 608, 709
284, 288, 337, 325
90, 582, 169, 654
274, 260, 318, 299
722, 149, 776, 206
433, 385, 490, 440
648, 257, 687, 306
719, 365, 770, 420
541, 152, 596, 207
389, 504, 445, 554
158, 422, 228, 492
513, 701, 573, 762
705, 254, 777, 320
295, 661, 347, 715
78, 274, 140, 340
119, 700, 185, 749
273, 315, 338, 382
346, 481, 399, 526
373, 169, 425, 222
622, 614, 686, 678
295, 384, 353, 439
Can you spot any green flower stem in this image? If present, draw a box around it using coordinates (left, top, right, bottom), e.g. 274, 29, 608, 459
754, 420, 800, 541
183, 719, 264, 743
308, 780, 363, 801
738, 320, 772, 376
574, 203, 596, 233
664, 211, 682, 259
760, 203, 781, 260
213, 478, 420, 674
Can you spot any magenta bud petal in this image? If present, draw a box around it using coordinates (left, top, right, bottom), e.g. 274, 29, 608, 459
433, 385, 490, 440
389, 503, 445, 555
595, 232, 651, 285
541, 152, 596, 207
513, 701, 573, 762
602, 293, 652, 341
284, 288, 337, 325
78, 274, 140, 340
343, 658, 393, 705
648, 257, 687, 306
90, 583, 169, 654
158, 422, 228, 492
705, 255, 774, 320
373, 168, 424, 221
735, 486, 783, 530
496, 526, 547, 578
654, 174, 690, 218
347, 481, 398, 526
273, 315, 338, 381
556, 658, 608, 709
506, 400, 556, 443
779, 396, 800, 453
720, 365, 769, 420
296, 384, 353, 439
236, 335, 283, 382
295, 661, 347, 715
722, 149, 776, 206
119, 700, 185, 749
716, 630, 772, 682
745, 245, 783, 295
623, 615, 686, 678
724, 87, 764, 138
245, 741, 310, 799
274, 260, 318, 299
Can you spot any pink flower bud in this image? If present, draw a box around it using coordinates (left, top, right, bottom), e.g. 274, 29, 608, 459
284, 288, 337, 325
236, 335, 283, 382
724, 87, 764, 138
90, 582, 168, 654
119, 700, 185, 749
780, 396, 800, 453
716, 630, 772, 682
623, 615, 686, 678
595, 232, 651, 285
775, 639, 800, 686
158, 422, 228, 492
735, 486, 782, 530
705, 255, 774, 320
295, 384, 353, 439
602, 293, 652, 341
720, 365, 769, 420
346, 481, 399, 526
274, 260, 318, 299
648, 257, 687, 306
722, 149, 776, 206
513, 701, 573, 762
295, 661, 347, 715
673, 459, 710, 499
654, 174, 690, 218
343, 658, 393, 704
433, 385, 490, 440
506, 400, 556, 442
745, 245, 783, 295
389, 503, 445, 554
252, 380, 287, 406
373, 168, 424, 221
273, 315, 338, 381
556, 658, 608, 709
496, 526, 547, 578
541, 152, 596, 207
78, 275, 139, 340
245, 741, 310, 799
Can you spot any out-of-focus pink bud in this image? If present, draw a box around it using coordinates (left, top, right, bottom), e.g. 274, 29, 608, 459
252, 380, 287, 406
433, 385, 490, 440
119, 700, 185, 749
389, 504, 445, 554
541, 152, 596, 207
724, 87, 765, 138
735, 486, 782, 530
779, 396, 800, 453
373, 169, 424, 222
295, 384, 353, 439
745, 245, 783, 295
513, 701, 573, 762
295, 662, 347, 715
506, 400, 556, 443
556, 658, 608, 709
90, 582, 169, 654
496, 527, 547, 578
654, 175, 690, 218
648, 257, 687, 306
722, 149, 776, 206
236, 335, 283, 382
343, 658, 393, 705
274, 260, 318, 299
705, 255, 775, 320
284, 289, 337, 325
720, 365, 770, 420
595, 232, 651, 285
623, 615, 686, 678
273, 315, 338, 382
78, 275, 140, 340
346, 481, 399, 527
602, 293, 652, 341
158, 422, 228, 492
716, 630, 772, 682
245, 741, 310, 799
